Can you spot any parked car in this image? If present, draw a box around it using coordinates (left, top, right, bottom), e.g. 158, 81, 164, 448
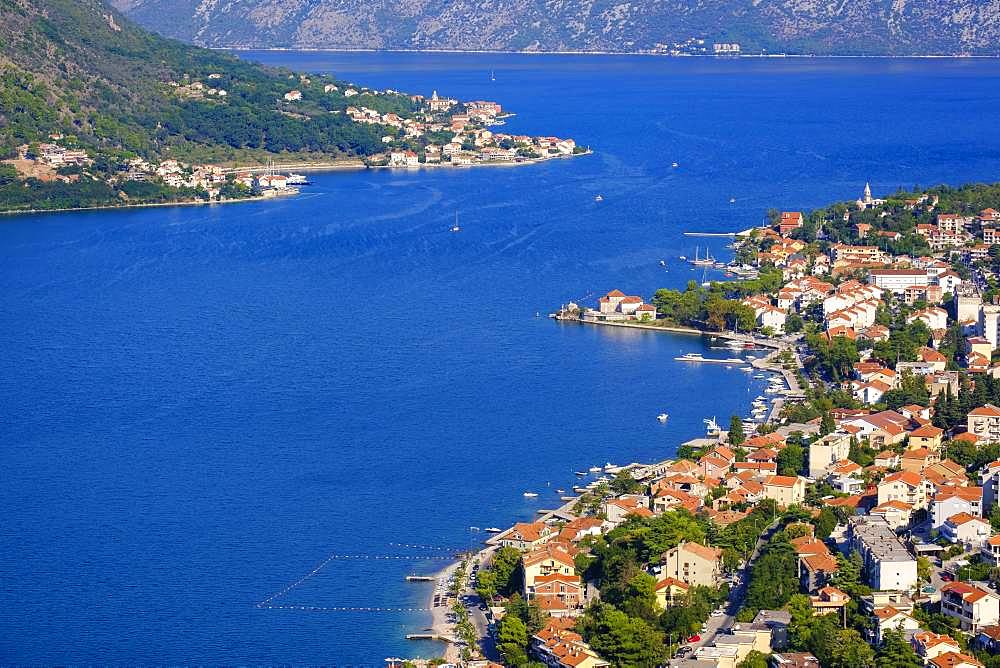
687, 634, 701, 643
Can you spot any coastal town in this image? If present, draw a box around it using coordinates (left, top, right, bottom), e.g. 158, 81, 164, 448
1, 83, 585, 213
405, 183, 1000, 668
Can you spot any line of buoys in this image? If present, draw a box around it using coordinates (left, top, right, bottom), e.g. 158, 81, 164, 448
388, 542, 462, 552
256, 550, 454, 608
256, 552, 342, 607
313, 554, 453, 561
260, 605, 432, 612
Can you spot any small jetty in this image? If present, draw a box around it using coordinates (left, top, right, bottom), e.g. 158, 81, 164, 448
675, 353, 745, 364
405, 575, 436, 582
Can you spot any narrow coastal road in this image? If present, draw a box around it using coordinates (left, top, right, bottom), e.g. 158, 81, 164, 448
466, 547, 501, 662
672, 519, 781, 664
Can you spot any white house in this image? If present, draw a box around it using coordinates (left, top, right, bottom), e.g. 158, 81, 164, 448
941, 582, 1000, 632
940, 513, 992, 549
758, 305, 787, 332
932, 487, 983, 529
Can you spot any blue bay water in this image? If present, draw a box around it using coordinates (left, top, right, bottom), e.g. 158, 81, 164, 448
2, 53, 1000, 664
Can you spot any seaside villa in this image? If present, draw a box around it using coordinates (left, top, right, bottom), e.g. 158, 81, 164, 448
581, 290, 658, 323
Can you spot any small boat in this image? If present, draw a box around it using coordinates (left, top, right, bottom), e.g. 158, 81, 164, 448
575, 471, 587, 476
594, 194, 604, 202
659, 260, 667, 267
672, 162, 679, 168
603, 463, 616, 471
490, 69, 496, 82
450, 211, 461, 232
484, 527, 502, 533
690, 246, 715, 267
704, 417, 721, 438
657, 413, 669, 422
285, 173, 311, 185
729, 197, 736, 203
523, 492, 538, 498
589, 466, 602, 473
679, 255, 687, 261
555, 488, 565, 494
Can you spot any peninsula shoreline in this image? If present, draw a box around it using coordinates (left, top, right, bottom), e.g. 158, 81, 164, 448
1, 152, 589, 218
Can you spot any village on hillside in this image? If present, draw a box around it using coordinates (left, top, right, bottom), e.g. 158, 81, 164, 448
350, 91, 584, 168
421, 183, 1000, 668
2, 84, 585, 210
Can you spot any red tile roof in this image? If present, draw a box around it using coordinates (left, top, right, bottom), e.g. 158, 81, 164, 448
765, 475, 800, 488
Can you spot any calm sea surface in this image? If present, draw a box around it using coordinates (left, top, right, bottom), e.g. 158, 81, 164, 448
3, 53, 1000, 664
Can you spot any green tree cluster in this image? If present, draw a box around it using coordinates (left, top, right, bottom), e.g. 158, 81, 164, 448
577, 602, 668, 668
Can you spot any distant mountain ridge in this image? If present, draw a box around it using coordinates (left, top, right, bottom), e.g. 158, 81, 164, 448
110, 0, 1000, 56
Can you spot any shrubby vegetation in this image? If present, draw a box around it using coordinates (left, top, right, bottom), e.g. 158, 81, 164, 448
652, 280, 760, 331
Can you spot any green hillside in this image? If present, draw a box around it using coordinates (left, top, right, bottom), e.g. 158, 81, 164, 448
0, 0, 406, 164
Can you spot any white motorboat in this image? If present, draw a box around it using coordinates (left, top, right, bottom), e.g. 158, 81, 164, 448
484, 527, 502, 533
285, 173, 311, 185
594, 194, 604, 202
523, 492, 538, 498
704, 417, 721, 438
657, 413, 669, 422
589, 466, 602, 473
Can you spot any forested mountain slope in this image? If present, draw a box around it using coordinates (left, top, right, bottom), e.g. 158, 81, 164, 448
0, 0, 399, 162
